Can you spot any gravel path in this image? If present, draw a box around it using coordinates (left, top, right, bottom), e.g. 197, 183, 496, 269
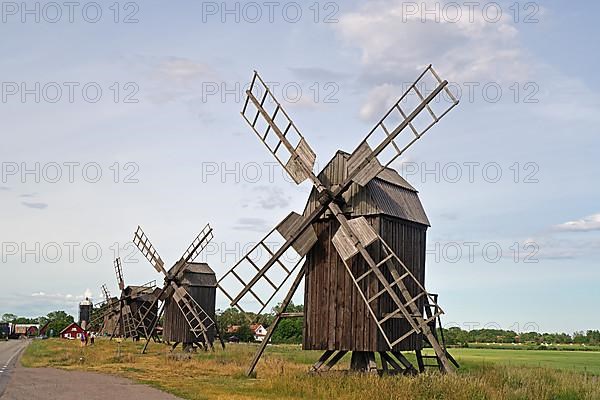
0, 366, 182, 400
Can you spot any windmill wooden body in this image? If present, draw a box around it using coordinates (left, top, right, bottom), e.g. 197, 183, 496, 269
163, 262, 218, 350
111, 258, 160, 340
133, 224, 225, 353
219, 65, 460, 375
89, 284, 121, 335
100, 295, 121, 336
303, 151, 430, 358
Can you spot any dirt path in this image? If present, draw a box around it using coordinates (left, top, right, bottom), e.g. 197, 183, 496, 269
0, 366, 182, 400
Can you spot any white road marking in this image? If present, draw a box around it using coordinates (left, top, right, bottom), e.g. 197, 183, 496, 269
5, 345, 24, 366
0, 342, 26, 376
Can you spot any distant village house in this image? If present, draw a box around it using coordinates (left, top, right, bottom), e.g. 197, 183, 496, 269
12, 324, 39, 338
226, 324, 268, 342
60, 322, 85, 340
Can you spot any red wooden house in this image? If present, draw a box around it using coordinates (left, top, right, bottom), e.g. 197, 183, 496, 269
60, 322, 85, 340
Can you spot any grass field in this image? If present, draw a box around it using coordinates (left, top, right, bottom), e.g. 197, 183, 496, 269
20, 339, 600, 400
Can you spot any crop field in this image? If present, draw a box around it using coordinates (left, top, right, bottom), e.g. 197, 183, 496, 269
19, 338, 600, 400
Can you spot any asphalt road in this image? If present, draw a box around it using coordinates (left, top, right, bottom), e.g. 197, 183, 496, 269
0, 340, 29, 397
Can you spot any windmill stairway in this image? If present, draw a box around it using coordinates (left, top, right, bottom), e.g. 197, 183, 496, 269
137, 301, 161, 342
121, 307, 139, 340
415, 294, 460, 372
174, 287, 226, 350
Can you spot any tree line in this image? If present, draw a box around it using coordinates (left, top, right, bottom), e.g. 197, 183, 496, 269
216, 303, 304, 343
443, 327, 600, 346
4, 308, 598, 347
1, 311, 75, 337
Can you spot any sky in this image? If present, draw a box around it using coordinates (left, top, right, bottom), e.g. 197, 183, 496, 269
1, 0, 599, 334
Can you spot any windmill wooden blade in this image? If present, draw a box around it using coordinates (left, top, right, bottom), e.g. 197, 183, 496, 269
241, 71, 320, 187
275, 212, 318, 256
90, 300, 112, 328
139, 280, 157, 294
346, 65, 459, 186
173, 224, 214, 278
331, 217, 378, 261
218, 213, 311, 315
114, 258, 125, 291
101, 284, 111, 303
133, 225, 167, 275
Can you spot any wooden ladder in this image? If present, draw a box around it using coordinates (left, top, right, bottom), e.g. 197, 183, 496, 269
122, 305, 139, 339
137, 302, 158, 340
415, 294, 459, 372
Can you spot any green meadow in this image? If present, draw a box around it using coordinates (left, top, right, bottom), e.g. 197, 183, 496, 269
21, 339, 600, 400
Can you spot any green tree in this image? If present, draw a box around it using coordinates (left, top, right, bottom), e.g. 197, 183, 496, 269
236, 323, 255, 342
45, 311, 75, 337
13, 317, 37, 324
573, 331, 587, 344
443, 327, 468, 346
587, 330, 600, 345
216, 308, 248, 335
1, 313, 17, 323
271, 318, 303, 343
270, 302, 303, 343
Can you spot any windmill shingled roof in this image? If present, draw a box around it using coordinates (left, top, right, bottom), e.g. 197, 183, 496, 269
303, 150, 429, 226
335, 150, 417, 192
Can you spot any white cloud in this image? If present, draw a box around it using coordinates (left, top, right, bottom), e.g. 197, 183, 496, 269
554, 214, 600, 232
21, 202, 48, 210
153, 57, 214, 84
336, 0, 531, 84
129, 55, 217, 105
233, 217, 270, 232
287, 95, 324, 110
335, 1, 600, 125
358, 83, 399, 120
334, 0, 537, 120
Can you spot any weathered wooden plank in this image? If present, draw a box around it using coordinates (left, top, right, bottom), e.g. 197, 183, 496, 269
327, 223, 336, 350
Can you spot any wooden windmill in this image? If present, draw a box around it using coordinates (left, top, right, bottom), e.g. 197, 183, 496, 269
218, 65, 460, 375
89, 284, 120, 335
132, 224, 225, 353
111, 257, 159, 341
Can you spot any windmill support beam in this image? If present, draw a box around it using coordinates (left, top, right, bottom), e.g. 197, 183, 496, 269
110, 307, 123, 340
141, 301, 166, 354
245, 263, 306, 376
310, 350, 348, 373
391, 351, 418, 374
379, 352, 403, 373
309, 350, 334, 372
